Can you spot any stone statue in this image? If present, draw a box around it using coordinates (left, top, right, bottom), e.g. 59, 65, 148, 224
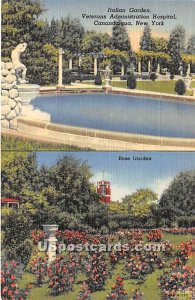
105, 65, 111, 78
11, 43, 28, 83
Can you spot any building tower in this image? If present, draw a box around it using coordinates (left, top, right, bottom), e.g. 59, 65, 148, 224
97, 180, 111, 203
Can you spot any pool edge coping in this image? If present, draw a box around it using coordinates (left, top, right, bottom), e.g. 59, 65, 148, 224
16, 117, 195, 150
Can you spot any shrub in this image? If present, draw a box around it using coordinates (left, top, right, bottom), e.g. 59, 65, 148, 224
63, 69, 72, 84
127, 72, 137, 89
77, 283, 91, 300
29, 256, 48, 286
150, 72, 157, 81
175, 79, 186, 95
95, 71, 102, 85
48, 256, 78, 295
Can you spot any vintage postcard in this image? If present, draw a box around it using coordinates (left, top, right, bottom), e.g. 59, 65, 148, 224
1, 0, 195, 151
1, 1, 195, 300
1, 151, 195, 299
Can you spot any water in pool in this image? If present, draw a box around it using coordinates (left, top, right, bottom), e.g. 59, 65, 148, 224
31, 93, 195, 138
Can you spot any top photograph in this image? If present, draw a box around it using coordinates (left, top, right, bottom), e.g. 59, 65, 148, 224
1, 0, 195, 151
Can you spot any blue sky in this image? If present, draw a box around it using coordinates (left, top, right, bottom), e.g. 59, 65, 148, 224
41, 0, 195, 50
36, 151, 195, 202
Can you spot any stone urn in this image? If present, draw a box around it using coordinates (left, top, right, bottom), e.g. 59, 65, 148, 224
42, 224, 59, 263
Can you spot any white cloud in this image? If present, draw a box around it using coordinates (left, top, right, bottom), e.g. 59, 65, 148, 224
151, 176, 172, 199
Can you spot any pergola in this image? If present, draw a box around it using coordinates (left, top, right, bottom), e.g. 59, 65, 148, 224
135, 50, 170, 74
57, 48, 195, 85
181, 54, 195, 75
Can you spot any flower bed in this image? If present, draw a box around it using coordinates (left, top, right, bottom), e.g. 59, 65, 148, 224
1, 261, 30, 300
48, 254, 80, 296
29, 256, 48, 286
77, 282, 91, 300
146, 229, 163, 242
159, 266, 195, 298
31, 230, 46, 245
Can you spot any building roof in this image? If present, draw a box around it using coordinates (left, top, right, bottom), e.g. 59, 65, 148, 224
1, 198, 20, 203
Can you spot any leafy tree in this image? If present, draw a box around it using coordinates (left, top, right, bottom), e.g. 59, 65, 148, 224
1, 153, 39, 198
122, 189, 157, 218
85, 202, 109, 229
168, 25, 186, 74
159, 171, 195, 226
108, 201, 127, 215
2, 208, 33, 265
140, 25, 154, 51
153, 37, 168, 53
1, 0, 44, 60
80, 55, 93, 74
41, 156, 100, 214
81, 31, 111, 54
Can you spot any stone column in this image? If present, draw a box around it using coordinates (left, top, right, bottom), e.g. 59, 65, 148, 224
42, 224, 59, 263
121, 64, 125, 76
58, 48, 63, 88
69, 58, 73, 70
94, 56, 98, 75
138, 59, 141, 74
157, 63, 160, 74
148, 59, 151, 73
79, 56, 82, 67
187, 63, 191, 76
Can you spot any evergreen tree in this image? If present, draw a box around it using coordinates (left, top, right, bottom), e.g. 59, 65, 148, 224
140, 25, 154, 51
49, 18, 61, 48
112, 23, 132, 53
168, 25, 186, 74
187, 34, 195, 54
60, 16, 85, 54
127, 72, 137, 89
175, 79, 186, 95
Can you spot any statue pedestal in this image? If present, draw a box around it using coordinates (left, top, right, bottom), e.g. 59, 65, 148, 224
17, 84, 40, 105
42, 224, 59, 263
103, 86, 112, 93
56, 85, 65, 91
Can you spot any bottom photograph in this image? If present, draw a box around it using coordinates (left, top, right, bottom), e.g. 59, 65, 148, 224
1, 151, 195, 300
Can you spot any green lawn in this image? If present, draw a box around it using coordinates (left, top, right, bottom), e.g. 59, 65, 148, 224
112, 80, 193, 96
1, 135, 91, 151
18, 233, 194, 300
190, 81, 195, 88
82, 80, 194, 96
